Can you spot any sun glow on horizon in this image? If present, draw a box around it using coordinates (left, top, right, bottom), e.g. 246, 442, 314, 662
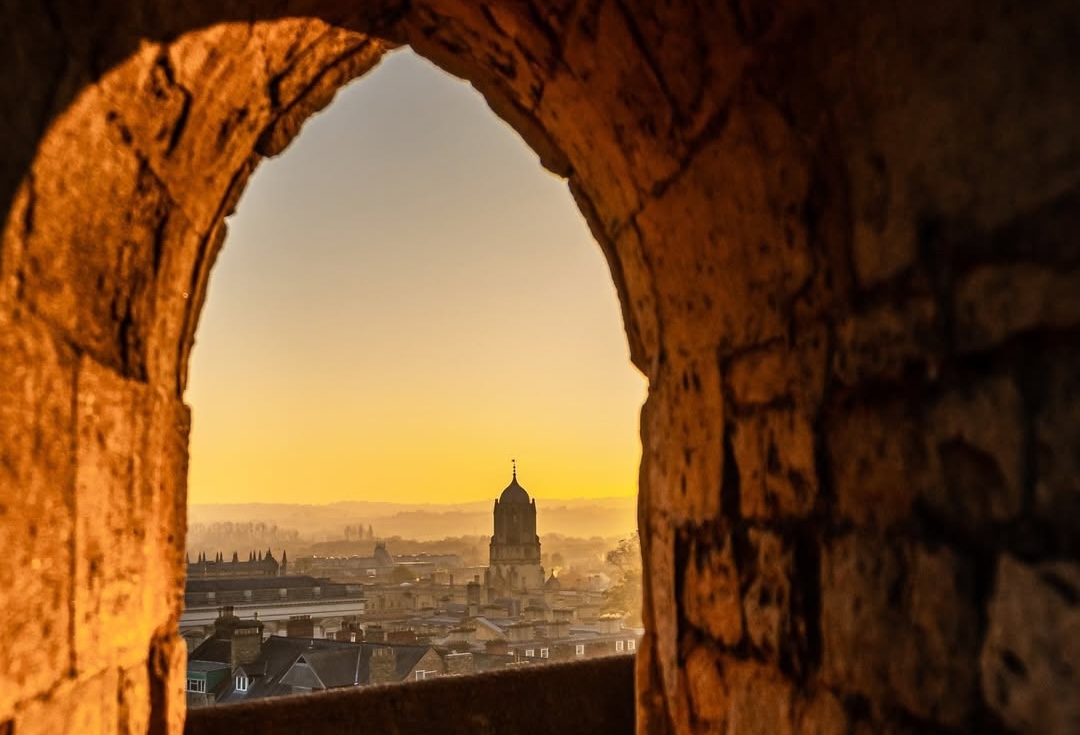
185, 49, 647, 506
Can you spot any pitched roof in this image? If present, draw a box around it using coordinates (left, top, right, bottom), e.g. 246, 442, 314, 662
209, 638, 439, 704
189, 638, 232, 665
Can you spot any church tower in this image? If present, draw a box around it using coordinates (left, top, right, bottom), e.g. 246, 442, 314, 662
487, 461, 544, 593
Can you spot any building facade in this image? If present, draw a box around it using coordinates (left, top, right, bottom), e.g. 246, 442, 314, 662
486, 464, 545, 593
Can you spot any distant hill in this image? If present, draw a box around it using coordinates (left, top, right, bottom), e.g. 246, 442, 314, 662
188, 496, 637, 543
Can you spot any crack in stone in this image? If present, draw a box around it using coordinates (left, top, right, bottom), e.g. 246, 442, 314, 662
155, 52, 193, 158
256, 38, 386, 158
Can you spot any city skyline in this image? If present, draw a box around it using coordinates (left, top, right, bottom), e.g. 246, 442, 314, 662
184, 49, 648, 505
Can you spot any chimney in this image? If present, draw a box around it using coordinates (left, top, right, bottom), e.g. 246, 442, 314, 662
369, 647, 397, 685
212, 606, 264, 669
231, 621, 264, 669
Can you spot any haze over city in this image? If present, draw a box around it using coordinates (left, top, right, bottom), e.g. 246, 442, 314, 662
184, 49, 647, 507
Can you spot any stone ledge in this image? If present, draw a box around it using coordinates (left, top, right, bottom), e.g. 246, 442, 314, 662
184, 655, 635, 735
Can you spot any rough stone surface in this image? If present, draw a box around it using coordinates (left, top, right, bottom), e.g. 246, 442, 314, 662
641, 354, 724, 524
1033, 347, 1080, 537
955, 264, 1080, 352
684, 648, 794, 735
827, 398, 926, 528
0, 1, 1077, 733
0, 312, 76, 713
725, 327, 828, 411
681, 531, 743, 646
821, 535, 980, 725
731, 407, 817, 520
981, 555, 1080, 735
741, 529, 795, 665
794, 688, 847, 735
925, 375, 1026, 531
74, 356, 150, 674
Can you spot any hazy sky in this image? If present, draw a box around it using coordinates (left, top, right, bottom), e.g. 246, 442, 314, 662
185, 49, 648, 505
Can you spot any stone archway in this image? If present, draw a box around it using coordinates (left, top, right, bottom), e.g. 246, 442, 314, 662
1, 2, 1078, 735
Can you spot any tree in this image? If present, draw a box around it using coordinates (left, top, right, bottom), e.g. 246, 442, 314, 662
602, 532, 642, 627
605, 532, 640, 573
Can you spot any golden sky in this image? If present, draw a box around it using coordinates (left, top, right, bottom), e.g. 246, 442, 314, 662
184, 50, 648, 505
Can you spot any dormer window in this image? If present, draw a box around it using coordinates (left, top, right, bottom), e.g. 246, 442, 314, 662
235, 674, 249, 692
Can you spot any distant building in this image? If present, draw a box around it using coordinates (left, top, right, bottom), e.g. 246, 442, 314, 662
180, 575, 367, 641
486, 462, 545, 593
187, 548, 287, 579
298, 542, 466, 582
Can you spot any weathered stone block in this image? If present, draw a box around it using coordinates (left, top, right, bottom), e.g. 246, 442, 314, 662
639, 513, 679, 715
1033, 348, 1080, 535
794, 688, 847, 735
15, 85, 169, 377
741, 529, 793, 663
981, 555, 1080, 735
13, 668, 119, 735
848, 148, 917, 288
73, 356, 155, 674
148, 625, 188, 735
732, 406, 817, 519
133, 388, 191, 635
538, 0, 680, 209
0, 313, 76, 714
897, 543, 980, 722
615, 0, 749, 140
683, 644, 731, 728
162, 23, 275, 210
254, 27, 384, 158
925, 375, 1025, 529
955, 264, 1080, 352
827, 399, 925, 528
821, 534, 978, 725
404, 1, 552, 117
681, 532, 743, 645
641, 354, 723, 524
118, 664, 151, 735
634, 97, 811, 355
832, 295, 939, 386
684, 648, 793, 735
723, 656, 794, 735
141, 206, 204, 392
725, 326, 828, 411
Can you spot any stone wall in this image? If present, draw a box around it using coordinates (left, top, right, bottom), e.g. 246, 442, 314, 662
0, 1, 1076, 734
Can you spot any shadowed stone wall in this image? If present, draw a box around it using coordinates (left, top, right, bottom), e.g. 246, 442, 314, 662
0, 1, 1076, 734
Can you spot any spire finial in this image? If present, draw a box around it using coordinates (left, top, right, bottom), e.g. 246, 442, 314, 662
512, 458, 517, 480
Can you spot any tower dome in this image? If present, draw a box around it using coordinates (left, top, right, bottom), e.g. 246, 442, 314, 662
499, 460, 530, 503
